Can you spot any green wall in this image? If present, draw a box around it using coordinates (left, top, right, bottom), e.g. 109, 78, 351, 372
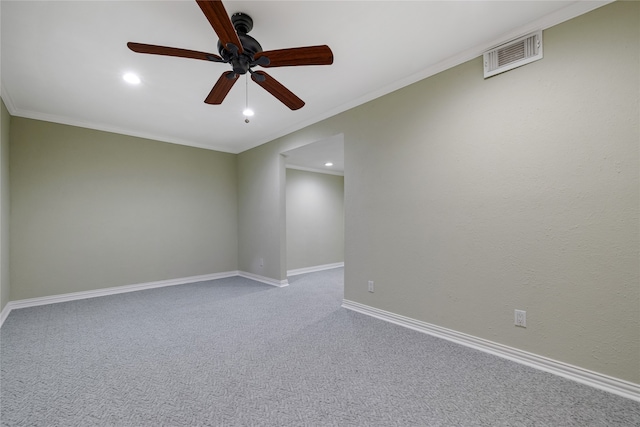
237, 117, 351, 282
1, 99, 10, 311
10, 118, 238, 300
236, 2, 639, 383
286, 168, 344, 271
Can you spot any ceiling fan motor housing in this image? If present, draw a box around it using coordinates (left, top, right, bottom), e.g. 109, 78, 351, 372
217, 13, 263, 76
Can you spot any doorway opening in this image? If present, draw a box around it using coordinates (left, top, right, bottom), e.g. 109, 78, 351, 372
282, 134, 344, 283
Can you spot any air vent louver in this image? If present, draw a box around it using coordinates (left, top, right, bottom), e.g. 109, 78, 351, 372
484, 31, 542, 78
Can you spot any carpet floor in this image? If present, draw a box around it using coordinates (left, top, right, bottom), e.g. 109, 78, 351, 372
1, 268, 639, 426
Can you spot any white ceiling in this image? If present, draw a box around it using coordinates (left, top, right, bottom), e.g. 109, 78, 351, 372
1, 1, 608, 155
283, 134, 344, 175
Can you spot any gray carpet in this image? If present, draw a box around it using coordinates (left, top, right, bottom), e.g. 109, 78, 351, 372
1, 268, 639, 426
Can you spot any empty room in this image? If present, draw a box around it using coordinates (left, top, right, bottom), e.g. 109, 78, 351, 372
1, 0, 638, 425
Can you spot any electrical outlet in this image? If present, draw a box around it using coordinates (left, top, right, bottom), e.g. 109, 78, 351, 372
368, 280, 374, 293
259, 258, 264, 267
515, 310, 526, 328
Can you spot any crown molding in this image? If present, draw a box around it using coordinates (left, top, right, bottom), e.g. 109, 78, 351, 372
245, 0, 613, 152
2, 1, 613, 155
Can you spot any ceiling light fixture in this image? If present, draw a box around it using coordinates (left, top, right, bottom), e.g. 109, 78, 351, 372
122, 72, 141, 85
243, 74, 253, 123
325, 162, 334, 167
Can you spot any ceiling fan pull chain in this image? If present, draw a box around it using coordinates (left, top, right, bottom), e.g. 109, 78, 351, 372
244, 74, 252, 123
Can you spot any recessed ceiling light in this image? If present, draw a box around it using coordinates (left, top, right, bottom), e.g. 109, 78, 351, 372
123, 72, 141, 85
325, 162, 334, 167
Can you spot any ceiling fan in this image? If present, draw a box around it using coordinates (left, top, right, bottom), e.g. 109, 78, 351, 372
127, 0, 333, 111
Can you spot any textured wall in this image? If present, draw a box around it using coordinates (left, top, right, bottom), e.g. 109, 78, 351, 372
237, 143, 286, 280
348, 2, 639, 383
0, 99, 10, 311
237, 125, 348, 280
286, 169, 344, 271
10, 118, 238, 300
237, 2, 639, 383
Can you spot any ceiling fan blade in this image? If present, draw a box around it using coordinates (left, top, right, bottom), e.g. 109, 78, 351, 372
251, 71, 305, 110
205, 71, 238, 104
255, 45, 333, 68
127, 42, 223, 62
196, 0, 243, 54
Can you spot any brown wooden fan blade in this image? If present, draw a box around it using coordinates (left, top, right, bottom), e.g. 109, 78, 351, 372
251, 71, 305, 110
255, 45, 333, 68
205, 71, 238, 104
127, 42, 222, 62
196, 0, 243, 54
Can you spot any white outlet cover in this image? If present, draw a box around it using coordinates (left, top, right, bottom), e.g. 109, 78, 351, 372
515, 310, 527, 327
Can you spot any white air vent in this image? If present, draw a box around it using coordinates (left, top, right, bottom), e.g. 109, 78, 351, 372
483, 31, 542, 78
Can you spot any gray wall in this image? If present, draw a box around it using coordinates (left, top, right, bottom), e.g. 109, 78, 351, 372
286, 168, 344, 271
10, 118, 238, 300
236, 2, 639, 383
1, 99, 10, 311
237, 143, 287, 279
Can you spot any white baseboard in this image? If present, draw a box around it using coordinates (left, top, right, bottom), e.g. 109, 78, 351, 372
7, 271, 239, 311
287, 262, 344, 277
238, 271, 289, 288
0, 270, 249, 327
0, 303, 11, 326
0, 270, 292, 328
342, 299, 640, 403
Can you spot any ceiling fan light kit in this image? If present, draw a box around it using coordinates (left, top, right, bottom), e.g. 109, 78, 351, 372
127, 0, 333, 111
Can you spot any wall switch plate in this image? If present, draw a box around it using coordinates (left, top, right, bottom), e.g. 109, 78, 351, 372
515, 309, 527, 328
368, 281, 374, 293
